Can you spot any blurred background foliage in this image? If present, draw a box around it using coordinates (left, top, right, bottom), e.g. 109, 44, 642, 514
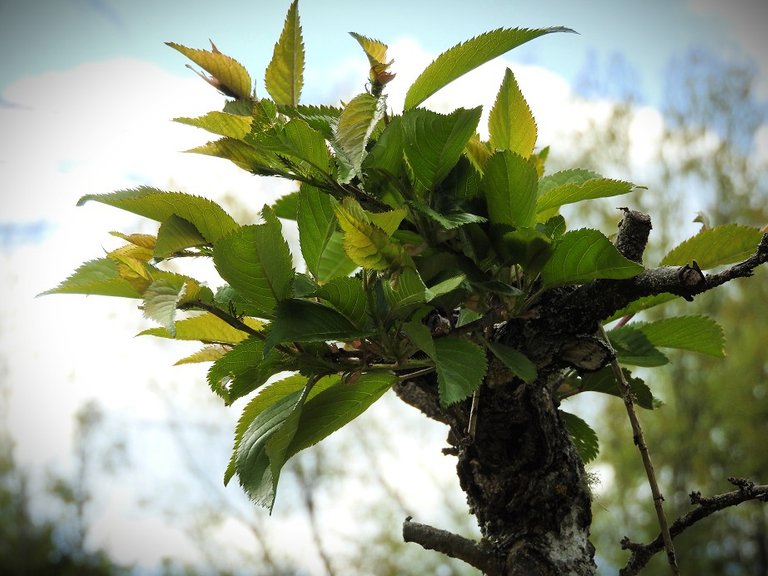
2, 44, 767, 575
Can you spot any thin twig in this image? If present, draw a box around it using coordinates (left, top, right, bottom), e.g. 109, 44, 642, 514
620, 478, 768, 575
598, 326, 679, 575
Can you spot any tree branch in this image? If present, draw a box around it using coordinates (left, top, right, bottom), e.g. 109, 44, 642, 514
403, 518, 503, 575
563, 231, 768, 328
619, 477, 768, 575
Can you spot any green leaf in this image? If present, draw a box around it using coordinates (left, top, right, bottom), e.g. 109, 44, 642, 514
536, 169, 640, 214
154, 215, 207, 259
488, 68, 537, 157
486, 342, 537, 383
207, 336, 293, 404
401, 107, 482, 193
224, 374, 311, 486
264, 299, 371, 354
411, 203, 486, 230
40, 258, 142, 298
138, 312, 261, 344
78, 187, 239, 244
634, 315, 725, 357
404, 27, 574, 110
660, 224, 763, 268
384, 267, 428, 317
426, 273, 467, 302
334, 92, 386, 182
434, 337, 487, 406
247, 118, 331, 177
334, 198, 406, 270
483, 150, 539, 228
174, 111, 252, 139
607, 326, 669, 367
362, 115, 404, 178
540, 229, 644, 288
175, 345, 228, 366
315, 276, 369, 329
272, 191, 299, 219
235, 385, 308, 510
560, 411, 599, 464
287, 371, 396, 455
213, 207, 294, 318
167, 41, 252, 100
297, 186, 357, 282
189, 138, 286, 176
564, 366, 657, 410
265, 0, 304, 107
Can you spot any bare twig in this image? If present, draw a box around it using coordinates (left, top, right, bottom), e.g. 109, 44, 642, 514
403, 518, 503, 575
620, 478, 768, 575
599, 326, 679, 574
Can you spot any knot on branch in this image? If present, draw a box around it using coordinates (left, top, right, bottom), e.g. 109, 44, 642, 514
615, 208, 652, 263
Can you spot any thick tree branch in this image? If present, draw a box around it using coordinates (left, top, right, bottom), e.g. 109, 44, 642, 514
563, 231, 768, 328
620, 478, 768, 575
403, 518, 504, 575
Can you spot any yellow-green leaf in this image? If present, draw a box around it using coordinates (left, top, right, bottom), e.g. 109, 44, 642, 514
175, 345, 229, 366
488, 68, 537, 157
265, 0, 304, 107
138, 312, 262, 344
167, 41, 252, 100
334, 198, 405, 271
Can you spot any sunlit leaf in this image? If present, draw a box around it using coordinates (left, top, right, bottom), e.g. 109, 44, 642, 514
154, 215, 207, 258
39, 258, 142, 298
660, 223, 763, 268
488, 68, 537, 157
174, 111, 252, 139
334, 198, 406, 270
265, 0, 304, 107
404, 27, 574, 110
167, 41, 252, 100
78, 187, 239, 244
334, 92, 386, 182
138, 312, 262, 344
174, 345, 228, 366
536, 169, 640, 214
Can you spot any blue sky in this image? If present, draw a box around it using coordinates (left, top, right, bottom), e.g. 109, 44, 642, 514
0, 0, 752, 107
1, 0, 767, 572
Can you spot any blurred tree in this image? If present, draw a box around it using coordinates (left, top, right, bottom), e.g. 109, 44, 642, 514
577, 48, 768, 575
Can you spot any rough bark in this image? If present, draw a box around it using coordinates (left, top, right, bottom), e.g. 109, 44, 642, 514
395, 211, 768, 575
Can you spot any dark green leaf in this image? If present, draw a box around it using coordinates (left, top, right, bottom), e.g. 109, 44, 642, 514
264, 299, 372, 354
560, 411, 599, 463
607, 326, 669, 367
540, 228, 644, 288
434, 337, 487, 406
315, 276, 369, 329
487, 342, 537, 383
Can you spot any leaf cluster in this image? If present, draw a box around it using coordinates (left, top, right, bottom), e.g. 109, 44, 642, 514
44, 0, 762, 505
